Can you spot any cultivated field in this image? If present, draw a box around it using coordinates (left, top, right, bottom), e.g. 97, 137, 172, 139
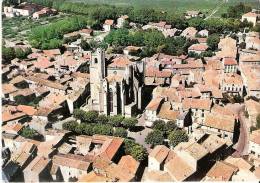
71, 0, 260, 15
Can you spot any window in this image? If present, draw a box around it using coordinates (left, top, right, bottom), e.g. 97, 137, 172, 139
94, 58, 98, 64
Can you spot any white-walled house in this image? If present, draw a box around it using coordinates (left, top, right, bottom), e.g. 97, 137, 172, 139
221, 73, 243, 96
103, 19, 114, 32
148, 145, 170, 171
223, 57, 238, 73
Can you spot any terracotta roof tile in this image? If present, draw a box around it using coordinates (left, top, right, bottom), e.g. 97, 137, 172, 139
149, 145, 170, 163
104, 19, 114, 25
206, 161, 238, 181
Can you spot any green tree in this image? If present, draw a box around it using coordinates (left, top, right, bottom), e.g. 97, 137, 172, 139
122, 117, 138, 129
21, 127, 40, 139
130, 144, 148, 161
109, 115, 124, 127
96, 114, 109, 124
14, 48, 32, 59
207, 34, 220, 50
92, 124, 113, 135
104, 29, 130, 46
84, 111, 99, 123
73, 109, 86, 121
2, 46, 15, 64
80, 40, 91, 51
165, 120, 177, 133
75, 123, 87, 134
168, 129, 188, 147
152, 120, 166, 131
145, 130, 164, 147
113, 127, 128, 138
62, 121, 78, 132
224, 3, 252, 18
123, 139, 147, 161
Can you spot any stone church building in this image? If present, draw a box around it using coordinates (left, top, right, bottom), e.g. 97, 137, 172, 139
89, 48, 144, 117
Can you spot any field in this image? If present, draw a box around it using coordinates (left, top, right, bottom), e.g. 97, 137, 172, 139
3, 14, 68, 41
71, 0, 260, 15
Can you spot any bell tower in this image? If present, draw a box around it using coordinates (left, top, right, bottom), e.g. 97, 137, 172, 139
90, 48, 106, 112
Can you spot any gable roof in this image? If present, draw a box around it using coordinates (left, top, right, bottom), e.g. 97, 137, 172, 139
206, 161, 238, 181
149, 145, 170, 163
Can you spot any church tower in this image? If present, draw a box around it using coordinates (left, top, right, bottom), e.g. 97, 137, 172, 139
89, 48, 106, 112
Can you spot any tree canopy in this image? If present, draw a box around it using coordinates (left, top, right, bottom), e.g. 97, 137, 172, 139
168, 129, 189, 147
123, 139, 148, 161
145, 130, 164, 147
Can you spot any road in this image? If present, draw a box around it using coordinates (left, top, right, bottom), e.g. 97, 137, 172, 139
232, 105, 249, 157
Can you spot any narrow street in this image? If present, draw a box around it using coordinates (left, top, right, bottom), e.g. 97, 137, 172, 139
232, 105, 249, 157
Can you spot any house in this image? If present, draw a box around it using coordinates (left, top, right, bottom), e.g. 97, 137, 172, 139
200, 134, 227, 159
141, 168, 172, 182
245, 99, 260, 127
32, 7, 57, 19
240, 53, 260, 66
202, 113, 237, 141
118, 155, 140, 180
2, 141, 37, 181
240, 65, 260, 98
188, 44, 208, 55
2, 83, 18, 99
79, 28, 93, 38
75, 135, 124, 162
223, 57, 238, 73
224, 156, 255, 181
117, 15, 129, 28
197, 29, 209, 37
123, 46, 141, 55
174, 141, 209, 170
185, 10, 203, 19
245, 32, 260, 50
241, 12, 260, 26
23, 156, 52, 182
204, 161, 238, 181
182, 98, 212, 124
103, 19, 114, 32
52, 154, 92, 181
2, 123, 24, 135
221, 73, 243, 96
145, 98, 164, 125
164, 150, 196, 181
2, 105, 28, 124
181, 27, 198, 38
249, 129, 260, 158
148, 145, 170, 171
4, 3, 44, 17
144, 66, 172, 86
216, 37, 237, 59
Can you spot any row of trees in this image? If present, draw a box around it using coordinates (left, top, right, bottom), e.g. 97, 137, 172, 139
72, 109, 138, 129
63, 109, 147, 161
145, 120, 189, 148
28, 16, 94, 50
2, 46, 32, 64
